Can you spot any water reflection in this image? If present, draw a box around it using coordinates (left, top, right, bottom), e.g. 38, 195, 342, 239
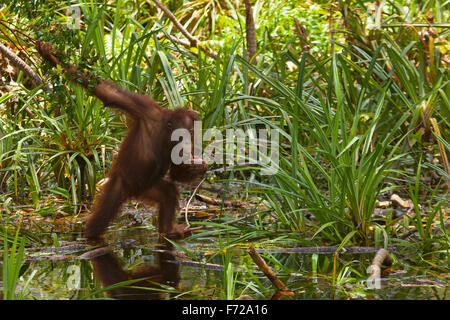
89, 241, 180, 299
18, 230, 449, 300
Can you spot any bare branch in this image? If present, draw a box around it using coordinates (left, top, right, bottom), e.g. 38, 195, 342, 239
151, 0, 197, 46
0, 42, 50, 91
244, 0, 257, 65
150, 0, 218, 59
294, 18, 310, 53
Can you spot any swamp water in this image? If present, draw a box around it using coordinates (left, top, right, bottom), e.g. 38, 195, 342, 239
4, 225, 448, 300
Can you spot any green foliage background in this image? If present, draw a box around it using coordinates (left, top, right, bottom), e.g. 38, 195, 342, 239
0, 0, 448, 245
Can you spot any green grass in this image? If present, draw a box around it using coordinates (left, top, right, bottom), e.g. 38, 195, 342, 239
0, 0, 448, 257
2, 227, 34, 300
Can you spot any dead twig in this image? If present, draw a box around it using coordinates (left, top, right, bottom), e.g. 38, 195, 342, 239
150, 0, 218, 59
184, 177, 205, 228
194, 194, 241, 207
247, 244, 287, 291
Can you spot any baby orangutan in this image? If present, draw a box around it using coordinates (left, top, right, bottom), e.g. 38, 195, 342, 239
36, 41, 207, 241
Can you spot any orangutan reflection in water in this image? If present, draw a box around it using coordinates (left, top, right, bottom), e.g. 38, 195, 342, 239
88, 242, 180, 299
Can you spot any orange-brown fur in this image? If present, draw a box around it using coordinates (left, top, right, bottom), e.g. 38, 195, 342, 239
36, 41, 207, 241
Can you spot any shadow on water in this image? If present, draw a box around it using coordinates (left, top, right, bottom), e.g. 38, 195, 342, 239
87, 241, 180, 299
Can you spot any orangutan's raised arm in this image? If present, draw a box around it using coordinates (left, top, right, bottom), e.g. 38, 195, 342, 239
36, 41, 162, 120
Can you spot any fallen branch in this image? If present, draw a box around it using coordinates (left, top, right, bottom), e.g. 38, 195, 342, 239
247, 244, 287, 291
390, 194, 412, 208
375, 200, 391, 208
400, 219, 450, 240
175, 181, 223, 194
256, 246, 396, 254
367, 248, 393, 289
194, 194, 241, 207
167, 259, 261, 274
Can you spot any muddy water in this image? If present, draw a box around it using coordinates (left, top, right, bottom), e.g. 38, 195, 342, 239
7, 225, 448, 300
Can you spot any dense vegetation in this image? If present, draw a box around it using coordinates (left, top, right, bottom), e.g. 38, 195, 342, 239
0, 0, 448, 300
